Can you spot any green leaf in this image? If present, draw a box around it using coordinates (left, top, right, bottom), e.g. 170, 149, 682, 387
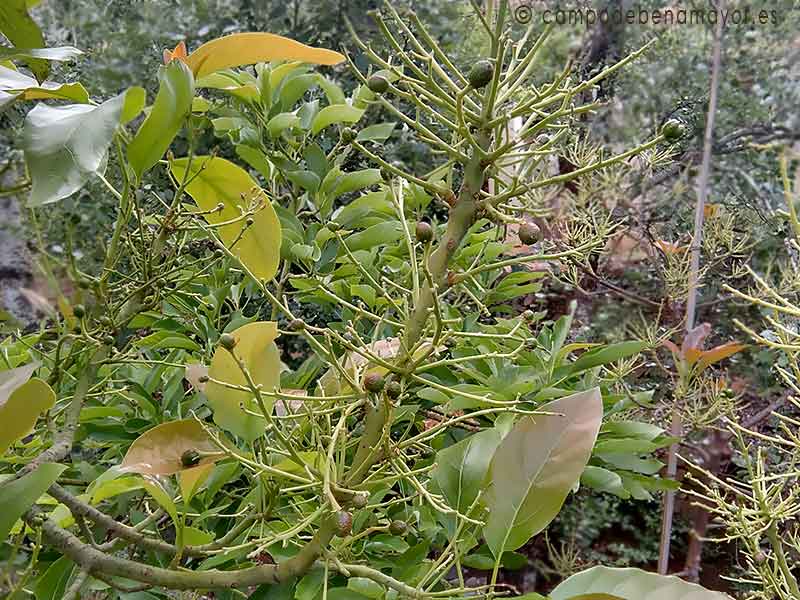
0, 0, 48, 81
89, 476, 144, 504
0, 46, 83, 63
329, 169, 381, 199
268, 112, 301, 137
142, 479, 179, 528
432, 423, 510, 513
121, 86, 146, 123
205, 322, 281, 441
170, 156, 282, 282
356, 122, 396, 143
311, 104, 364, 135
568, 341, 647, 374
134, 330, 201, 352
347, 578, 384, 599
22, 92, 125, 206
128, 60, 194, 180
249, 579, 297, 600
34, 556, 75, 600
121, 419, 220, 476
296, 569, 325, 600
0, 364, 56, 455
343, 222, 404, 252
0, 463, 67, 541
0, 65, 89, 109
483, 388, 603, 556
581, 466, 630, 499
183, 525, 214, 546
236, 145, 272, 180
550, 566, 732, 600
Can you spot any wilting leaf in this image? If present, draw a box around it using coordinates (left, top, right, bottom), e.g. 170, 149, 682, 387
483, 388, 603, 556
121, 419, 220, 476
22, 92, 125, 206
0, 364, 56, 455
184, 32, 344, 78
170, 156, 282, 282
0, 0, 48, 81
0, 65, 89, 109
696, 342, 746, 372
128, 60, 194, 180
163, 40, 187, 65
205, 322, 281, 441
550, 566, 732, 600
0, 46, 83, 63
311, 104, 364, 135
0, 463, 67, 541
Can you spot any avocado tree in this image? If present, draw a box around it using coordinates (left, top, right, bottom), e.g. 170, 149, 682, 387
0, 1, 732, 599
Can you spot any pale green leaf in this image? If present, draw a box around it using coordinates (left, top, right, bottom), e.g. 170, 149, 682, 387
484, 388, 603, 556
311, 104, 364, 134
0, 46, 82, 63
550, 566, 732, 600
0, 65, 89, 108
22, 93, 124, 206
356, 122, 396, 143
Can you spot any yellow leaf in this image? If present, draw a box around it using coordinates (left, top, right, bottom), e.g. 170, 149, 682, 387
184, 32, 344, 79
179, 463, 213, 503
170, 156, 282, 282
0, 365, 56, 456
121, 419, 221, 476
206, 322, 281, 441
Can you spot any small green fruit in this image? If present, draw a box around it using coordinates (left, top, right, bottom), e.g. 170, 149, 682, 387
103, 335, 115, 346
351, 493, 369, 509
219, 333, 237, 351
468, 60, 494, 89
328, 221, 341, 232
415, 221, 434, 243
181, 449, 201, 468
72, 304, 86, 319
367, 74, 390, 94
518, 222, 541, 245
389, 519, 408, 536
385, 380, 402, 399
661, 119, 687, 142
341, 127, 357, 143
334, 510, 353, 537
363, 372, 385, 394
